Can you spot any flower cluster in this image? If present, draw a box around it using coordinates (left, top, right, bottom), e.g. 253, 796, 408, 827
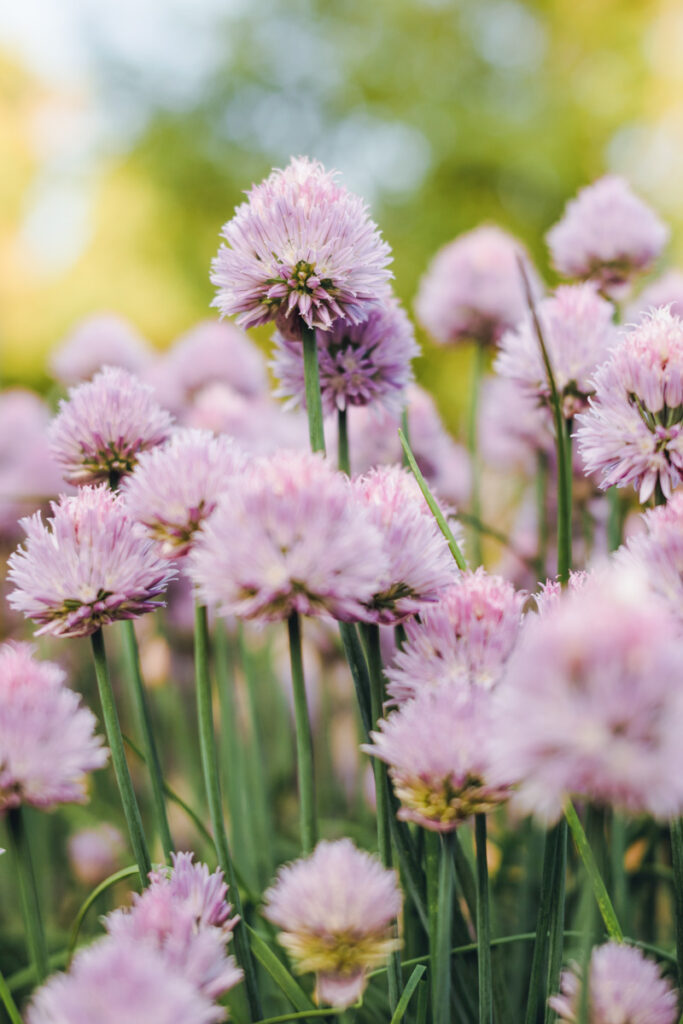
263, 839, 401, 1007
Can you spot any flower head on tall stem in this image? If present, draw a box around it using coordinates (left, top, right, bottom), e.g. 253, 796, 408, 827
490, 567, 683, 823
188, 450, 388, 623
363, 685, 511, 831
353, 465, 460, 624
49, 366, 174, 486
547, 175, 669, 298
0, 642, 108, 811
496, 283, 618, 418
121, 429, 246, 558
415, 225, 542, 347
549, 941, 677, 1024
50, 314, 153, 385
386, 569, 525, 702
211, 156, 392, 336
263, 838, 401, 1007
8, 485, 176, 638
575, 307, 683, 502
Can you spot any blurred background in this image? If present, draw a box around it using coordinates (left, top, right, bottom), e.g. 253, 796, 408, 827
1, 0, 683, 424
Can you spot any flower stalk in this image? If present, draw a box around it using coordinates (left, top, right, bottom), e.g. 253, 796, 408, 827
286, 611, 318, 855
8, 806, 49, 986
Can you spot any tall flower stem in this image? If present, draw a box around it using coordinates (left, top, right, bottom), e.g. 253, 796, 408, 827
7, 807, 48, 985
670, 819, 683, 993
0, 963, 23, 1024
120, 619, 173, 861
475, 815, 492, 1024
193, 602, 262, 1021
524, 821, 565, 1024
467, 342, 486, 566
337, 407, 350, 474
564, 801, 622, 941
536, 451, 549, 580
90, 628, 151, 884
426, 831, 454, 1024
301, 324, 326, 455
287, 611, 318, 855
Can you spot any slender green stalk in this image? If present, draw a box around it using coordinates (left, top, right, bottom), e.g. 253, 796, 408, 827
398, 429, 467, 570
286, 611, 318, 854
467, 342, 485, 566
565, 801, 623, 941
425, 830, 440, 1018
610, 814, 628, 931
390, 965, 427, 1024
401, 407, 411, 468
337, 406, 350, 474
433, 834, 455, 1024
670, 818, 683, 992
338, 622, 372, 735
246, 925, 316, 1014
536, 451, 549, 580
524, 822, 565, 1024
8, 808, 48, 985
90, 628, 151, 883
544, 818, 567, 1024
606, 488, 622, 552
475, 815, 492, 1024
0, 966, 23, 1024
194, 602, 262, 1021
301, 324, 326, 454
119, 619, 173, 860
68, 866, 139, 965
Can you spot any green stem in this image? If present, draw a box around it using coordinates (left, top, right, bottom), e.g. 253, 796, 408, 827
524, 821, 565, 1024
536, 451, 549, 580
338, 622, 372, 735
8, 808, 48, 985
90, 628, 151, 884
301, 324, 326, 454
119, 619, 173, 860
467, 343, 485, 566
606, 488, 622, 552
0, 966, 23, 1024
337, 406, 350, 474
286, 611, 317, 854
426, 831, 440, 1019
564, 801, 623, 941
544, 818, 567, 1024
68, 865, 140, 965
434, 834, 455, 1024
475, 816, 492, 1024
390, 965, 427, 1024
401, 407, 411, 468
193, 602, 262, 1021
610, 813, 627, 932
398, 429, 467, 571
670, 817, 683, 992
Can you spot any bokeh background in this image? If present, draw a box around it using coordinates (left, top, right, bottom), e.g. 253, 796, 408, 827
2, 0, 683, 427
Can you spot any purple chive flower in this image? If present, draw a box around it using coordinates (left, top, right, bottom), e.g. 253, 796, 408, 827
145, 320, 267, 414
105, 852, 242, 1003
546, 175, 669, 298
549, 942, 678, 1024
271, 298, 419, 417
27, 939, 223, 1024
533, 570, 590, 613
491, 568, 683, 823
617, 491, 683, 627
263, 839, 401, 1008
50, 313, 153, 385
49, 366, 174, 486
575, 307, 683, 502
415, 225, 542, 347
364, 686, 511, 831
68, 824, 125, 887
478, 376, 554, 474
386, 569, 525, 703
354, 465, 459, 625
8, 485, 175, 638
0, 642, 107, 812
121, 429, 246, 558
188, 450, 388, 623
626, 268, 683, 322
185, 383, 309, 456
495, 284, 618, 418
211, 156, 392, 336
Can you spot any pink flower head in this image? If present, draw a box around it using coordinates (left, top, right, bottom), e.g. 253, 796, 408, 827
211, 156, 392, 335
617, 491, 683, 627
105, 852, 242, 1002
185, 383, 309, 456
495, 284, 618, 417
263, 838, 401, 1008
546, 175, 669, 298
271, 297, 419, 417
478, 376, 553, 474
575, 307, 683, 502
386, 569, 525, 703
188, 450, 388, 623
50, 313, 153, 385
353, 465, 459, 624
145, 320, 267, 414
68, 824, 125, 887
415, 225, 542, 347
533, 570, 590, 614
27, 939, 223, 1024
121, 429, 246, 558
491, 568, 683, 823
364, 686, 511, 831
626, 269, 683, 323
49, 366, 174, 486
549, 942, 678, 1024
0, 642, 107, 811
8, 485, 176, 638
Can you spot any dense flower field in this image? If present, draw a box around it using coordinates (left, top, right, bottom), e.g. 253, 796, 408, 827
1, 157, 683, 1024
